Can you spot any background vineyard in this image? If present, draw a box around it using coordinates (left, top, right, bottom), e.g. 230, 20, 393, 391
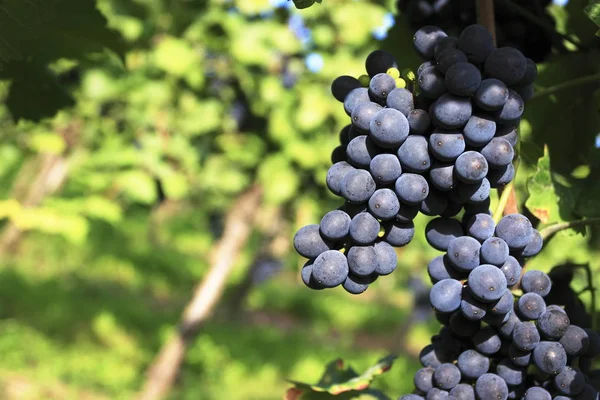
0, 0, 598, 399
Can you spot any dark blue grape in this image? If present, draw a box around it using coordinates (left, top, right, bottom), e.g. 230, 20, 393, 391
397, 135, 431, 173
429, 162, 457, 191
468, 264, 508, 302
457, 178, 491, 204
339, 125, 351, 147
342, 272, 374, 294
340, 169, 376, 204
369, 154, 402, 185
537, 309, 570, 339
398, 395, 425, 400
294, 224, 332, 259
436, 48, 468, 74
347, 135, 380, 168
522, 229, 543, 257
429, 132, 465, 162
433, 363, 461, 390
311, 250, 348, 288
343, 87, 370, 116
554, 366, 586, 396
499, 311, 521, 338
457, 349, 490, 380
420, 189, 448, 216
425, 218, 464, 251
418, 66, 447, 98
455, 151, 489, 183
450, 311, 481, 337
449, 383, 475, 400
301, 260, 324, 290
481, 138, 514, 168
474, 78, 509, 111
495, 214, 533, 250
458, 24, 495, 64
369, 108, 410, 148
431, 93, 472, 129
386, 87, 414, 116
494, 90, 524, 124
433, 37, 458, 60
463, 114, 496, 146
430, 278, 463, 313
484, 47, 527, 86
397, 202, 420, 222
326, 161, 355, 196
420, 344, 444, 368
413, 25, 447, 60
532, 341, 567, 375
495, 124, 518, 147
461, 290, 487, 321
383, 220, 415, 247
488, 289, 513, 315
417, 60, 435, 77
488, 163, 515, 188
341, 201, 367, 218
365, 49, 398, 77
440, 201, 462, 218
445, 62, 481, 96
559, 325, 589, 356
515, 83, 534, 102
330, 145, 346, 163
517, 292, 546, 321
523, 386, 551, 400
513, 321, 541, 351
346, 245, 378, 277
368, 188, 400, 220
447, 236, 481, 272
428, 255, 461, 283
408, 109, 431, 135
395, 173, 429, 205
351, 101, 382, 131
320, 210, 351, 241
516, 58, 538, 87
508, 345, 531, 368
496, 358, 526, 387
426, 388, 449, 399
374, 241, 397, 275
414, 367, 435, 393
369, 72, 396, 101
575, 384, 599, 400
480, 237, 509, 266
473, 326, 502, 355
331, 75, 362, 102
348, 211, 380, 245
475, 373, 508, 400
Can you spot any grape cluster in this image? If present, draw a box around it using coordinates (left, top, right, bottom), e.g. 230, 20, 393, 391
396, 0, 555, 63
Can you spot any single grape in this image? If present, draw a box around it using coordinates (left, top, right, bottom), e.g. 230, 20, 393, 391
417, 60, 435, 78
508, 345, 531, 368
330, 145, 346, 164
457, 349, 489, 380
394, 173, 430, 205
517, 292, 546, 321
488, 289, 513, 315
414, 367, 435, 393
383, 220, 415, 247
397, 202, 420, 222
320, 210, 351, 241
447, 236, 481, 272
515, 83, 534, 102
521, 270, 552, 297
369, 108, 410, 148
331, 75, 362, 102
433, 37, 458, 60
429, 131, 465, 162
473, 326, 502, 355
463, 114, 496, 146
495, 213, 533, 250
408, 109, 431, 135
312, 250, 349, 288
365, 49, 398, 77
420, 189, 449, 216
461, 290, 487, 321
346, 135, 380, 168
430, 278, 463, 313
418, 66, 447, 98
426, 218, 464, 251
429, 162, 457, 191
513, 321, 541, 351
436, 48, 468, 74
554, 366, 586, 396
413, 25, 448, 59
428, 255, 462, 283
494, 89, 524, 124
474, 78, 509, 111
301, 260, 324, 290
457, 178, 491, 204
532, 341, 567, 375
373, 241, 397, 275
346, 245, 378, 277
449, 383, 474, 400
467, 213, 496, 244
420, 343, 444, 368
340, 169, 376, 204
326, 161, 355, 196
484, 47, 527, 86
559, 325, 589, 356
480, 237, 509, 266
523, 387, 551, 400
455, 151, 489, 183
339, 125, 351, 147
468, 264, 508, 302
488, 163, 515, 188
431, 93, 472, 129
294, 224, 332, 259
342, 272, 374, 295
522, 229, 543, 257
398, 395, 425, 400
369, 72, 396, 101
499, 311, 521, 338
433, 363, 461, 390
368, 188, 400, 220
494, 124, 518, 147
516, 58, 538, 87
386, 87, 414, 116
397, 135, 431, 173
496, 358, 526, 387
537, 309, 570, 340
457, 24, 495, 64
369, 153, 402, 185
348, 211, 380, 245
426, 388, 449, 399
445, 62, 481, 96
343, 87, 370, 116
480, 137, 514, 168
351, 101, 382, 131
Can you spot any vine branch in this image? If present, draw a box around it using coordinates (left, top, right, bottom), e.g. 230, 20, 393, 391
476, 0, 496, 45
539, 217, 600, 241
531, 73, 600, 100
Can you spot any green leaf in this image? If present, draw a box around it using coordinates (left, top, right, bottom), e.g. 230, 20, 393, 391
286, 355, 396, 399
293, 0, 322, 10
584, 0, 600, 35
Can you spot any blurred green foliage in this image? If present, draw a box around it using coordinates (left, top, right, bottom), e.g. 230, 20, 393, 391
0, 0, 598, 399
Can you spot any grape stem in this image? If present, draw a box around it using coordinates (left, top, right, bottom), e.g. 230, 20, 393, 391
476, 0, 496, 45
531, 73, 600, 100
493, 181, 515, 224
539, 217, 600, 241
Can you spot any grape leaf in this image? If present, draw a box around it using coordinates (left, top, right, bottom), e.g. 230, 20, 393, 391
585, 0, 600, 35
285, 355, 395, 399
292, 0, 322, 10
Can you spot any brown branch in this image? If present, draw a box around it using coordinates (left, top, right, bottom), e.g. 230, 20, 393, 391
540, 217, 600, 242
476, 0, 496, 45
137, 185, 263, 400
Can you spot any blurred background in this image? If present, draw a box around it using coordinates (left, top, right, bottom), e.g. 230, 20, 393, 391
0, 0, 598, 399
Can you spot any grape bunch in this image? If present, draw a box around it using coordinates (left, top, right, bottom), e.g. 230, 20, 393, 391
396, 0, 556, 63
